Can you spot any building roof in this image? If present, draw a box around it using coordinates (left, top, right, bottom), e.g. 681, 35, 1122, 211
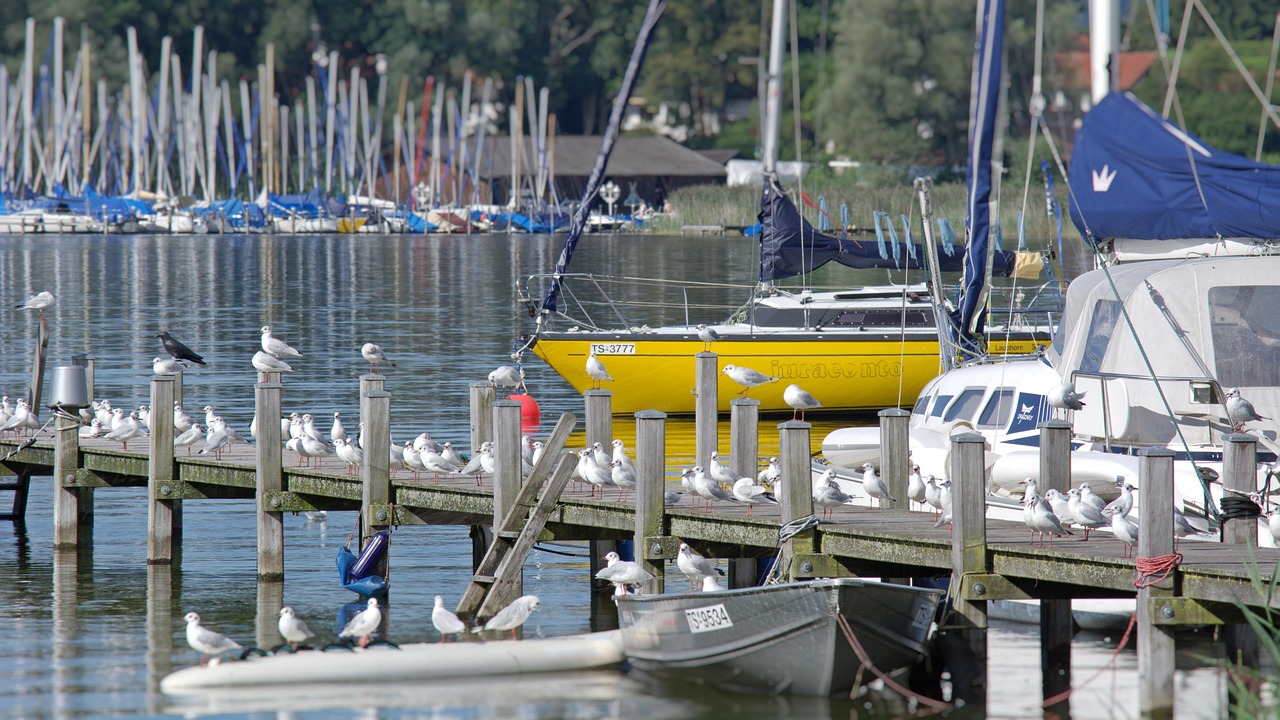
697, 149, 740, 166
476, 135, 728, 179
1054, 50, 1158, 92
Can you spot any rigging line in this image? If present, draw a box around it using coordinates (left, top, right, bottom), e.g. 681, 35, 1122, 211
1018, 0, 1047, 231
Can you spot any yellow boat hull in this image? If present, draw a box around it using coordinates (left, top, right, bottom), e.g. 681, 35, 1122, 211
530, 334, 1043, 415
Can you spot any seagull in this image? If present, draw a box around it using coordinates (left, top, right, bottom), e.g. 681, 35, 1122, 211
460, 442, 492, 482
184, 612, 242, 664
576, 449, 614, 498
261, 325, 302, 359
335, 438, 365, 474
1103, 505, 1139, 558
488, 365, 524, 390
813, 470, 856, 519
104, 410, 145, 450
154, 331, 206, 365
339, 598, 383, 647
1079, 483, 1108, 514
720, 364, 779, 397
361, 343, 395, 372
595, 551, 655, 596
585, 349, 614, 390
174, 424, 205, 456
330, 412, 348, 443
173, 404, 193, 433
708, 451, 741, 487
432, 595, 467, 642
732, 476, 778, 517
1267, 506, 1280, 545
0, 399, 38, 437
758, 457, 780, 485
695, 324, 720, 351
1226, 387, 1269, 431
152, 356, 187, 375
1029, 498, 1074, 547
16, 291, 54, 321
701, 576, 725, 592
1104, 478, 1135, 518
1048, 381, 1086, 411
933, 478, 954, 529
277, 607, 314, 649
907, 464, 927, 510
441, 442, 466, 468
1044, 488, 1073, 522
252, 350, 293, 373
692, 465, 736, 512
783, 384, 821, 420
475, 595, 540, 639
1067, 488, 1108, 540
609, 460, 637, 502
664, 491, 684, 506
1173, 506, 1209, 540
610, 439, 636, 475
199, 424, 231, 459
676, 543, 724, 591
860, 462, 896, 508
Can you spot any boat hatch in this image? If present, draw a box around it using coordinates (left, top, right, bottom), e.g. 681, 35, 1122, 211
943, 388, 985, 422
976, 388, 1017, 429
751, 307, 934, 329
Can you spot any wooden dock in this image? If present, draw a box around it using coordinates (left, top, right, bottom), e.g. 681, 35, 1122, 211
4, 368, 1277, 715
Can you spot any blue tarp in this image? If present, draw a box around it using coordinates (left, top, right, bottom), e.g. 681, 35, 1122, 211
1069, 92, 1280, 243
195, 200, 267, 229
268, 189, 344, 218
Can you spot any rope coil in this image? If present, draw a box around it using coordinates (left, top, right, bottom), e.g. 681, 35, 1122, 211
1134, 553, 1183, 589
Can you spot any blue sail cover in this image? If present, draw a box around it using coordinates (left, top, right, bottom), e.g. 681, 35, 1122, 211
757, 175, 1008, 281
1069, 92, 1280, 243
954, 0, 1004, 340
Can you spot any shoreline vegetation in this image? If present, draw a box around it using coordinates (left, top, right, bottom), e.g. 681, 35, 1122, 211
649, 175, 1066, 240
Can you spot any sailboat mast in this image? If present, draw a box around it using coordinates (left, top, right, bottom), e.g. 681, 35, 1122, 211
1088, 0, 1119, 104
762, 0, 787, 175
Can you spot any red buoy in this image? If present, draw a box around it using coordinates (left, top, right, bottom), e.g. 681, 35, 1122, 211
509, 393, 541, 430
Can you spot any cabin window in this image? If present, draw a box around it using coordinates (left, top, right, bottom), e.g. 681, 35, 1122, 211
1080, 299, 1122, 373
943, 388, 985, 422
1209, 286, 1280, 387
930, 395, 953, 418
912, 395, 929, 416
976, 388, 1017, 429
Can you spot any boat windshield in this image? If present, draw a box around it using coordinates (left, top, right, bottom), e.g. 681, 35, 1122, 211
1079, 299, 1123, 373
976, 388, 1016, 429
1209, 285, 1280, 387
751, 307, 933, 329
944, 388, 985, 422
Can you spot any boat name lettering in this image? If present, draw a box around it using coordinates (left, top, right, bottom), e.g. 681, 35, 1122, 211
684, 603, 733, 633
769, 359, 901, 380
589, 343, 636, 355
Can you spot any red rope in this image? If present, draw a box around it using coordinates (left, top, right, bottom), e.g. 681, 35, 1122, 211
1042, 611, 1138, 708
835, 613, 952, 711
1134, 553, 1182, 589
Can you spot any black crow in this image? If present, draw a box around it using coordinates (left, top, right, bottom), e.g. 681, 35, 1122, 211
155, 331, 206, 365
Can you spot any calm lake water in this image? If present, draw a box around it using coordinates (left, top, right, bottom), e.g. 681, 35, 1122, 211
0, 232, 1230, 717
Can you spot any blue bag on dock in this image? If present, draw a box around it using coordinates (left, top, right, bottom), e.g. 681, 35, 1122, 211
337, 531, 390, 597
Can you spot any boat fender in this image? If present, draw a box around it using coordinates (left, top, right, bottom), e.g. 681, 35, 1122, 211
350, 530, 391, 580
238, 647, 270, 660
510, 393, 541, 429
321, 643, 355, 652
336, 542, 390, 597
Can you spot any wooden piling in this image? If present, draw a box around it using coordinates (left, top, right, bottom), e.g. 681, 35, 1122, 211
145, 565, 174, 702
1038, 420, 1073, 705
255, 580, 284, 649
361, 390, 392, 563
635, 410, 666, 594
584, 389, 618, 581
778, 420, 813, 581
493, 399, 523, 596
28, 313, 48, 409
52, 412, 88, 547
950, 431, 989, 705
1222, 434, 1260, 687
1137, 448, 1175, 717
469, 381, 495, 452
255, 379, 284, 581
694, 352, 718, 469
146, 376, 177, 564
729, 398, 760, 588
878, 408, 910, 509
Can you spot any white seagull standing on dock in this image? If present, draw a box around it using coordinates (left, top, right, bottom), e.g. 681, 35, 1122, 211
1104, 505, 1139, 557
475, 595, 541, 639
105, 410, 145, 450
1029, 498, 1073, 547
173, 404, 193, 433
720, 364, 779, 397
432, 596, 467, 642
585, 349, 614, 390
1067, 488, 1108, 540
576, 449, 614, 498
174, 424, 205, 456
361, 343, 396, 372
488, 365, 524, 390
260, 326, 302, 359
758, 457, 780, 485
907, 464, 926, 510
676, 543, 724, 591
335, 438, 364, 474
608, 460, 637, 502
277, 607, 314, 649
860, 463, 896, 508
732, 476, 778, 517
184, 612, 242, 664
783, 384, 821, 420
252, 350, 293, 374
199, 423, 231, 459
595, 551, 655, 596
330, 412, 348, 443
692, 466, 737, 513
339, 598, 383, 647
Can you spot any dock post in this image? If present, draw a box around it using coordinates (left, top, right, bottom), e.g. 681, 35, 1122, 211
584, 389, 619, 585
949, 431, 989, 707
878, 408, 910, 510
28, 312, 49, 409
729, 398, 760, 587
361, 390, 392, 580
694, 351, 718, 470
53, 410, 89, 547
255, 378, 284, 582
635, 410, 667, 594
1137, 448, 1176, 717
144, 565, 174, 703
778, 420, 814, 581
147, 375, 178, 565
493, 399, 523, 596
469, 381, 496, 569
255, 579, 284, 650
1038, 420, 1073, 707
1222, 434, 1260, 692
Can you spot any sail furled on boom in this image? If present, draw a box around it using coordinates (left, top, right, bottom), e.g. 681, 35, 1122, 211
953, 0, 1005, 346
540, 0, 666, 314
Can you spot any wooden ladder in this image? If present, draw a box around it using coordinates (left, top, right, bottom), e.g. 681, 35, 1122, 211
455, 411, 577, 623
